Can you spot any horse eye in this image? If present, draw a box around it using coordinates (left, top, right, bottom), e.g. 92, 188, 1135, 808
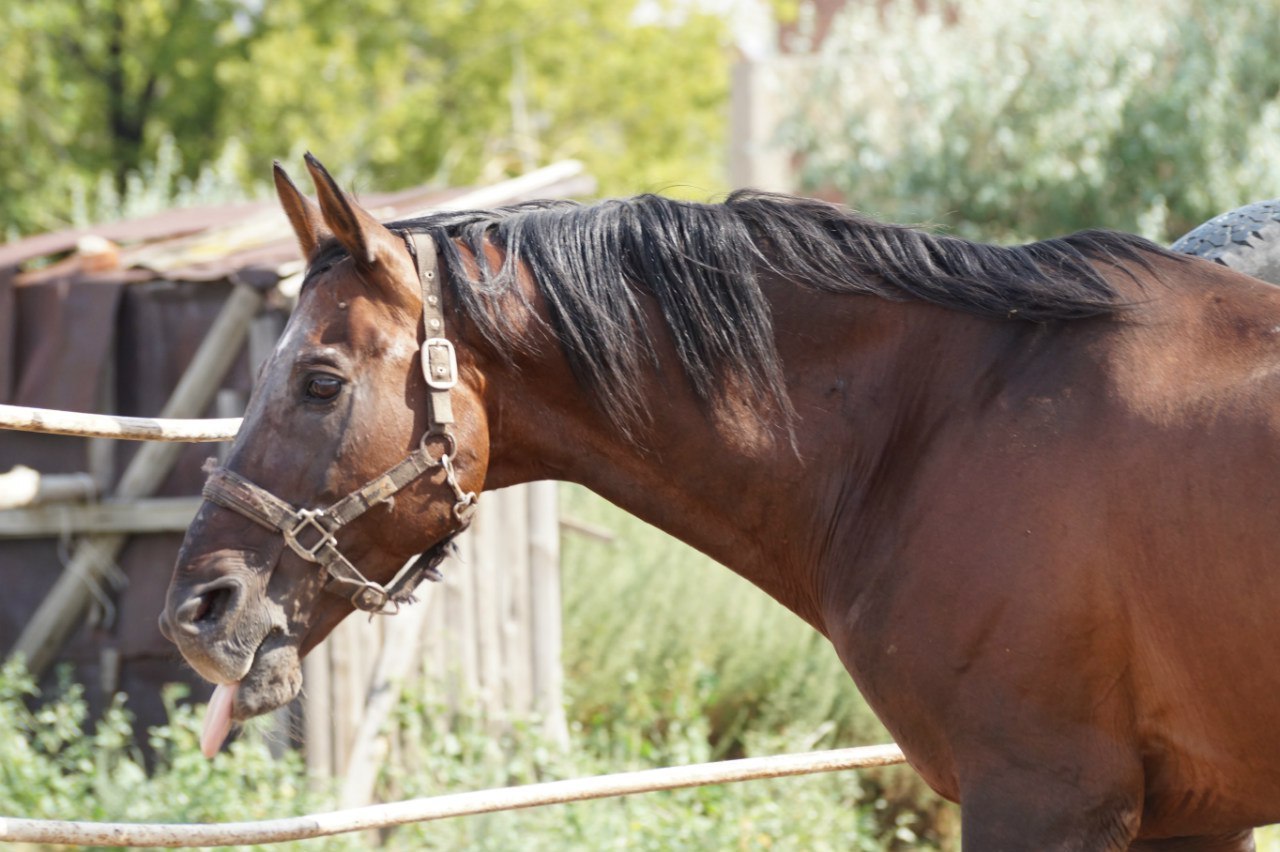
304, 374, 343, 402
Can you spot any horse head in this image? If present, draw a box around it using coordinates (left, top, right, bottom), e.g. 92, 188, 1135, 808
159, 156, 490, 744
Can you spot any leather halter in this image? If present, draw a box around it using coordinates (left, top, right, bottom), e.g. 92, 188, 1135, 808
200, 233, 478, 614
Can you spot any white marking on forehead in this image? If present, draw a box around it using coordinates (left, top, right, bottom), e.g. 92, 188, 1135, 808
268, 308, 318, 355
272, 320, 305, 356
382, 338, 417, 363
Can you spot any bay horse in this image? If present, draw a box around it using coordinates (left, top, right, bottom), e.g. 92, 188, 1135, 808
161, 155, 1280, 850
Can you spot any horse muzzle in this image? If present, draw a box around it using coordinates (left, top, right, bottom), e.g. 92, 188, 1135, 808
160, 551, 285, 686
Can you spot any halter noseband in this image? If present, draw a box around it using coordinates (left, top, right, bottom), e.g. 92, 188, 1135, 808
200, 233, 478, 614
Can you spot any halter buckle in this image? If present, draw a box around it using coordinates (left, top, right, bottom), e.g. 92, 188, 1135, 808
423, 338, 458, 390
353, 583, 396, 614
283, 509, 336, 562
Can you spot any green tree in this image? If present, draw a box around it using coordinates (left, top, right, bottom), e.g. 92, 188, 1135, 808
786, 0, 1280, 243
0, 0, 732, 238
217, 0, 733, 197
0, 0, 265, 235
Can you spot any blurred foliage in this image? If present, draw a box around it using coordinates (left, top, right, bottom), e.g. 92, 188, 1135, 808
0, 658, 347, 841
0, 645, 948, 850
0, 0, 731, 237
556, 484, 957, 849
380, 692, 947, 851
785, 0, 1280, 243
559, 485, 882, 752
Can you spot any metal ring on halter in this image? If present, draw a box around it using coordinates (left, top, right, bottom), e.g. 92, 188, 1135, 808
419, 427, 458, 461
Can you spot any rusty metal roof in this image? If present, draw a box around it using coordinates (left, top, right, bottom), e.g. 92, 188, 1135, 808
4, 162, 595, 288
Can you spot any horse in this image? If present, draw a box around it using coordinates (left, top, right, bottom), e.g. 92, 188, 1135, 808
160, 155, 1280, 850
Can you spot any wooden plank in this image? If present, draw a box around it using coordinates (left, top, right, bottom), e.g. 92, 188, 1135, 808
0, 468, 98, 511
0, 497, 200, 538
471, 498, 503, 723
339, 582, 432, 807
11, 282, 264, 674
0, 404, 242, 443
247, 312, 285, 380
422, 553, 448, 690
328, 620, 355, 777
451, 528, 479, 706
499, 486, 533, 715
437, 541, 461, 709
87, 340, 116, 492
529, 481, 568, 746
302, 640, 333, 779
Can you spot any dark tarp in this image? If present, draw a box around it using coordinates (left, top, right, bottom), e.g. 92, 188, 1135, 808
0, 272, 266, 734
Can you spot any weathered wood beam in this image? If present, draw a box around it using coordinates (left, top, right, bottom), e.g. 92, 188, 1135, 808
0, 466, 98, 510
529, 481, 568, 747
0, 497, 200, 538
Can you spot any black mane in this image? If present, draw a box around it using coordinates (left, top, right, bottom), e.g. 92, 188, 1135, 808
367, 191, 1171, 439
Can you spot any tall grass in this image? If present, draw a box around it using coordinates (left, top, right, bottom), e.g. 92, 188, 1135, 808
559, 484, 881, 751
556, 484, 956, 848
381, 697, 935, 851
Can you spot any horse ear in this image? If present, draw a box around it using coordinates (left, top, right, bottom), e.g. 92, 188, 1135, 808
303, 152, 401, 269
273, 162, 329, 259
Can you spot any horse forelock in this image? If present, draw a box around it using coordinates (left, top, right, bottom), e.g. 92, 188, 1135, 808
370, 193, 1177, 444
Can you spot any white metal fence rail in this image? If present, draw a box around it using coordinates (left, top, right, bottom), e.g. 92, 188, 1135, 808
0, 744, 906, 847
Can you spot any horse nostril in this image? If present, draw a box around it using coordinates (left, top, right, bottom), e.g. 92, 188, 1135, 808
173, 581, 240, 631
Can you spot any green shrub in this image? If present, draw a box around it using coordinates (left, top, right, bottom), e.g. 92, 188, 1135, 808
0, 655, 942, 851
787, 0, 1280, 243
0, 659, 356, 851
559, 485, 884, 753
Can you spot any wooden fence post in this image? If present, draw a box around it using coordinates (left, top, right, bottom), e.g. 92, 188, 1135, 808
529, 481, 568, 747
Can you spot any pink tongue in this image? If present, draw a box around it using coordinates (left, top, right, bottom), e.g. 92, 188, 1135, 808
200, 682, 239, 758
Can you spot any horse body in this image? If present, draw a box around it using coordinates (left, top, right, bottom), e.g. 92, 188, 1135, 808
527, 252, 1280, 846
811, 258, 1280, 847
161, 157, 1280, 849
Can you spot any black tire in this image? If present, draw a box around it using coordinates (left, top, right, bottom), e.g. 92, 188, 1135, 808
1170, 199, 1280, 285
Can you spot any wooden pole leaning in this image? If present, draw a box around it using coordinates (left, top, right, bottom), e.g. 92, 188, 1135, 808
0, 744, 907, 847
10, 281, 263, 675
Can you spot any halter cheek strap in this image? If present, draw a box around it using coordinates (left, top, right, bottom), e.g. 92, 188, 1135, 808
412, 233, 458, 428
200, 232, 478, 614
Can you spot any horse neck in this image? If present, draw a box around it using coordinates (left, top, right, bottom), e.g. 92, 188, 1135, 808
475, 275, 1004, 631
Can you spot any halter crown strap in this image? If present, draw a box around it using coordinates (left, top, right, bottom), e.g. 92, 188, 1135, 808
408, 233, 456, 430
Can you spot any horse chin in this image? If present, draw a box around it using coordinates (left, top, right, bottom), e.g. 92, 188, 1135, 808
231, 636, 302, 721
